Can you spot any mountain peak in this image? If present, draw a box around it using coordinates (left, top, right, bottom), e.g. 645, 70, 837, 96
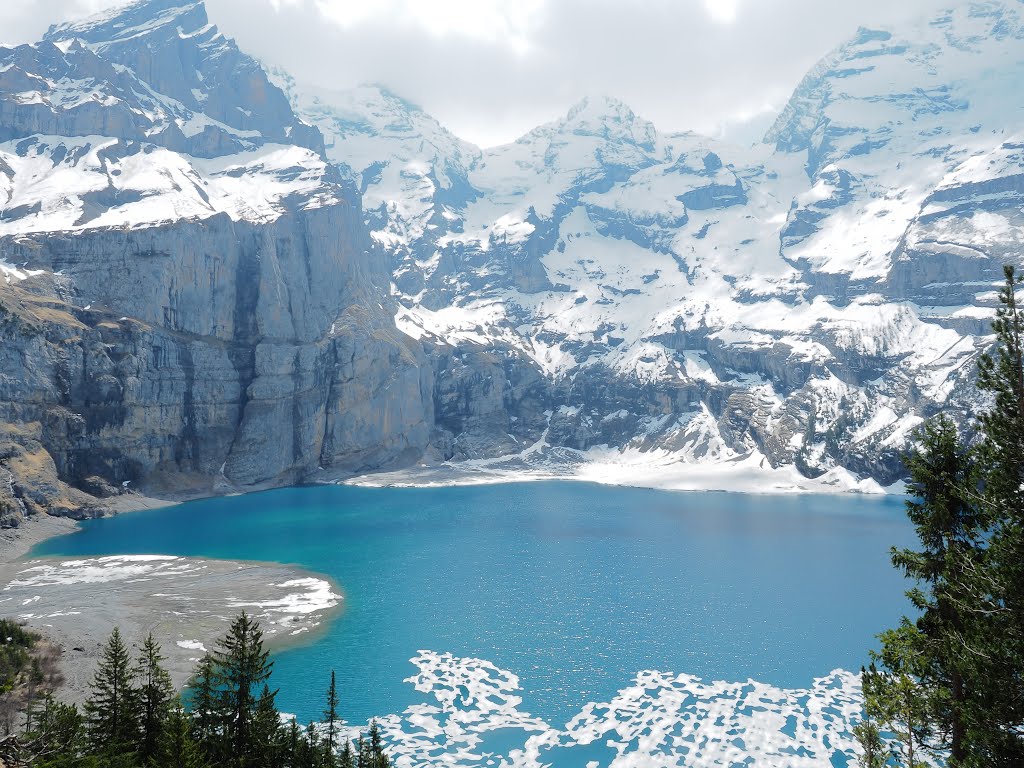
43, 0, 323, 155
363, 83, 426, 114
521, 94, 659, 152
564, 94, 639, 123
47, 0, 209, 47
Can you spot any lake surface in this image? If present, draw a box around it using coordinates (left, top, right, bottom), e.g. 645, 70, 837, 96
34, 482, 915, 766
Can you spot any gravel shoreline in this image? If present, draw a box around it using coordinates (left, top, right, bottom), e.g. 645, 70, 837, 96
0, 497, 343, 705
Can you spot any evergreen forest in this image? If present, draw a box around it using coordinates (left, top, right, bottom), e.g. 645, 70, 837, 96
0, 613, 388, 768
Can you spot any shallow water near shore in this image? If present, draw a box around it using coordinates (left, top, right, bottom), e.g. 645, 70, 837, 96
34, 482, 914, 764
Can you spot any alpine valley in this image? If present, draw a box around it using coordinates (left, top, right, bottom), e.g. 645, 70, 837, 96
1, 0, 1022, 521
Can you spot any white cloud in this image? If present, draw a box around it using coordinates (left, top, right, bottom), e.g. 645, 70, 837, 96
307, 0, 546, 54
2, 0, 955, 147
704, 0, 740, 24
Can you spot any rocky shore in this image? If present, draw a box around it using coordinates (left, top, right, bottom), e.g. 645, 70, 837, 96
0, 502, 342, 705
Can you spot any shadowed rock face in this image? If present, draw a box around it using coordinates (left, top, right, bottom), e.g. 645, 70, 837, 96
0, 199, 432, 510
44, 0, 323, 155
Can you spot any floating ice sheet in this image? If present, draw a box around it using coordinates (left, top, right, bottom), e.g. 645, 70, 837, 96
359, 651, 937, 768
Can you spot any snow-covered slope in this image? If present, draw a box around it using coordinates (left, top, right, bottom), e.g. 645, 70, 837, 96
270, 0, 1023, 487
1, 0, 1020, 500
768, 6, 1024, 281
0, 0, 340, 236
46, 0, 322, 153
267, 75, 483, 303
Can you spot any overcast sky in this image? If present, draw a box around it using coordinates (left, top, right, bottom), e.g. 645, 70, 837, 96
5, 0, 952, 146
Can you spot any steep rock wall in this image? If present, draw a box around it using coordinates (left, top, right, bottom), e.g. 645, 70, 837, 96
0, 197, 432, 517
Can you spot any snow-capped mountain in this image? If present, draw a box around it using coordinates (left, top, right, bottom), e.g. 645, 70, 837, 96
0, 0, 340, 237
272, 0, 1024, 489
0, 0, 430, 521
0, 0, 1021, 517
267, 73, 483, 303
47, 0, 322, 153
768, 8, 1024, 282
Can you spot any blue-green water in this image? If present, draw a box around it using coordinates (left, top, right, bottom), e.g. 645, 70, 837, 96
33, 482, 913, 729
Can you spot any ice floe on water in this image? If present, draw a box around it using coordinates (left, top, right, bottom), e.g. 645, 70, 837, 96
363, 651, 875, 768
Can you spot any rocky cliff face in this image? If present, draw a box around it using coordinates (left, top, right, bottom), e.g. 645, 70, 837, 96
0, 0, 431, 522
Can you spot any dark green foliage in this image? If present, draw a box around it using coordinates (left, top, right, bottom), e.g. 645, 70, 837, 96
977, 265, 1024, 511
135, 633, 174, 763
16, 695, 85, 768
973, 264, 1024, 764
186, 653, 218, 751
0, 614, 392, 767
368, 721, 386, 768
354, 734, 367, 768
323, 670, 339, 765
285, 718, 301, 767
280, 718, 320, 768
338, 737, 355, 768
0, 619, 40, 694
863, 650, 931, 767
251, 684, 284, 768
871, 265, 1024, 766
155, 698, 207, 768
0, 619, 55, 737
304, 721, 321, 767
211, 611, 276, 767
84, 628, 140, 758
893, 416, 982, 763
852, 717, 886, 768
359, 722, 388, 768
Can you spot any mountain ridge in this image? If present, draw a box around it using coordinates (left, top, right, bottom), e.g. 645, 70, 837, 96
0, 0, 1021, 519
0, 0, 431, 523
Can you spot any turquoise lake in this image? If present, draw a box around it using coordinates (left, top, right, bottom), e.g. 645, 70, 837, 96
33, 482, 914, 745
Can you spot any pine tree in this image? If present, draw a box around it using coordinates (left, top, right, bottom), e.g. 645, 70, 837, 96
354, 734, 368, 768
887, 416, 983, 764
338, 737, 354, 768
977, 264, 1024, 511
186, 653, 220, 755
852, 718, 886, 768
323, 670, 340, 766
16, 695, 85, 768
366, 720, 388, 768
863, 652, 930, 768
212, 612, 275, 768
305, 720, 321, 768
156, 697, 207, 768
974, 263, 1024, 764
135, 633, 175, 763
84, 627, 140, 757
251, 683, 284, 768
284, 719, 319, 768
866, 268, 1024, 766
285, 718, 302, 768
